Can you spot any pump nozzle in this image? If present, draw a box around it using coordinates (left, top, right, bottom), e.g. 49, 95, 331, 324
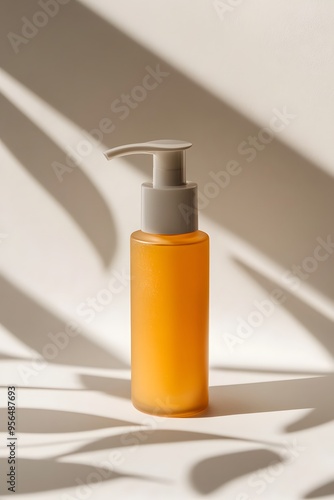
103, 140, 198, 235
104, 140, 192, 188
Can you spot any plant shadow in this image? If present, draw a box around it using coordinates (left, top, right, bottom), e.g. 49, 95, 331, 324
0, 273, 127, 369
80, 373, 131, 399
0, 407, 135, 433
56, 428, 277, 459
304, 479, 334, 498
1, 0, 333, 304
234, 259, 334, 358
0, 457, 164, 495
2, 3, 332, 498
1, 0, 334, 370
0, 93, 116, 267
189, 449, 283, 495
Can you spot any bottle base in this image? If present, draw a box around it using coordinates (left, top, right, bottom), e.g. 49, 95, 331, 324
132, 399, 208, 418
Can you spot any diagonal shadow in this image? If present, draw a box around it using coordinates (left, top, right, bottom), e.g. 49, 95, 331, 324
1, 0, 333, 304
0, 408, 135, 433
57, 429, 280, 459
233, 259, 334, 358
58, 429, 233, 458
212, 365, 330, 376
0, 457, 164, 495
80, 373, 131, 399
0, 93, 116, 266
203, 375, 334, 432
305, 479, 334, 498
0, 385, 85, 391
189, 449, 283, 495
0, 353, 31, 361
209, 262, 334, 430
0, 273, 127, 369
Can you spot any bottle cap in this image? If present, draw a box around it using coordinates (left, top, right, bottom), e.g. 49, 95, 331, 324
104, 140, 198, 234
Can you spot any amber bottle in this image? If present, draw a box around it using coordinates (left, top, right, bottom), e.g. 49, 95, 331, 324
104, 140, 209, 416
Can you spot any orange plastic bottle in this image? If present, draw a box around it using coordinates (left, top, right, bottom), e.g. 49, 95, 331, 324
104, 140, 209, 417
131, 230, 209, 416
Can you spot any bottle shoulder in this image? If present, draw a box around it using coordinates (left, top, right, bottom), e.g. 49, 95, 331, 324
131, 230, 209, 246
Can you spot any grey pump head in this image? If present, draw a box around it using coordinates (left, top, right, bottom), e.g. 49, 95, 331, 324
104, 140, 198, 234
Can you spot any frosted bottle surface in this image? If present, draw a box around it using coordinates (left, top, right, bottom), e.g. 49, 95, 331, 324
104, 139, 210, 417
130, 230, 209, 417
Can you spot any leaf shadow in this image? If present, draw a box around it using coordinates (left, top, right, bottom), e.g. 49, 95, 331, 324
0, 93, 115, 267
0, 407, 135, 433
305, 479, 334, 498
0, 457, 164, 495
189, 449, 283, 495
212, 365, 330, 377
0, 273, 127, 369
233, 259, 334, 358
1, 0, 333, 304
57, 428, 280, 459
80, 373, 131, 399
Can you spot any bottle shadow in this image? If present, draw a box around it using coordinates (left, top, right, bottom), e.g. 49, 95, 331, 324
54, 370, 334, 435
201, 375, 334, 433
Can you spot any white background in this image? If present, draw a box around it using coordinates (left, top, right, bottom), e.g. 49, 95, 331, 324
0, 1, 334, 498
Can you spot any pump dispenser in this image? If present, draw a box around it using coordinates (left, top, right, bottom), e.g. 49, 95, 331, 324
104, 140, 209, 417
